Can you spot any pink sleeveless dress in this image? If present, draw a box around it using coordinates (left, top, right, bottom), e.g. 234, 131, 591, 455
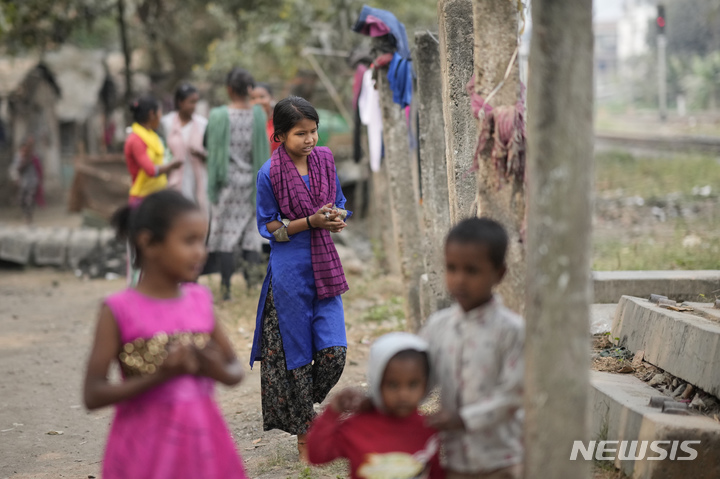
102, 284, 246, 479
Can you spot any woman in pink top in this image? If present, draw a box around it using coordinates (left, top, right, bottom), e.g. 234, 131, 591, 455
83, 190, 247, 479
161, 83, 209, 215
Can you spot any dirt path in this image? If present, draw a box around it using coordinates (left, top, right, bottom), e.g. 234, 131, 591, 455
0, 268, 405, 479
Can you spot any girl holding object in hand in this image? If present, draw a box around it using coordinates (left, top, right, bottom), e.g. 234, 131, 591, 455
83, 190, 247, 479
250, 96, 351, 461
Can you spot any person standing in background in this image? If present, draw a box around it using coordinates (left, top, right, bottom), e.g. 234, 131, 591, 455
204, 68, 270, 301
251, 82, 282, 153
123, 96, 182, 284
161, 83, 209, 216
9, 136, 44, 224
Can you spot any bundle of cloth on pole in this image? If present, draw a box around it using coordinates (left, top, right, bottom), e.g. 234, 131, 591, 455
466, 75, 526, 189
352, 5, 414, 109
352, 5, 416, 173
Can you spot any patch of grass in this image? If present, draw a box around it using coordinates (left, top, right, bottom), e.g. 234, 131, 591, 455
593, 232, 720, 270
253, 444, 295, 475
595, 150, 720, 200
361, 296, 405, 323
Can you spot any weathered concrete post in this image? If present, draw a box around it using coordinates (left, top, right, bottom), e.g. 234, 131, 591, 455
369, 161, 401, 276
472, 0, 525, 314
415, 31, 452, 319
376, 70, 424, 331
438, 0, 477, 223
524, 1, 594, 478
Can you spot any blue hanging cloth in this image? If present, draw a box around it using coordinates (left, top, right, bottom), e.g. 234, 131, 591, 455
352, 5, 414, 109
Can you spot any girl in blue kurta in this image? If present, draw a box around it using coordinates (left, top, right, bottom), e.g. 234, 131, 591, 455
250, 96, 351, 460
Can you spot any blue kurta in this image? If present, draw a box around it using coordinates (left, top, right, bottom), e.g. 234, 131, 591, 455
250, 159, 349, 370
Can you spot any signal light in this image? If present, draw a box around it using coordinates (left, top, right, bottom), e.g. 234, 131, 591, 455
657, 5, 666, 35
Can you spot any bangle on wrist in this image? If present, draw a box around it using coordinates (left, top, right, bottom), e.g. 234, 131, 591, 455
306, 216, 312, 229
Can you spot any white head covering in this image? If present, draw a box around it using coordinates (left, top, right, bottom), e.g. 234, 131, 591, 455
367, 332, 430, 412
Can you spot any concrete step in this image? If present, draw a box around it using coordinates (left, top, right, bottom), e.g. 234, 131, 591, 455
594, 270, 720, 303
611, 296, 720, 398
590, 371, 720, 478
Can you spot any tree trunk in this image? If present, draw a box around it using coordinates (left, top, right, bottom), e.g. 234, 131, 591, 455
117, 0, 132, 117
472, 0, 525, 315
524, 1, 594, 478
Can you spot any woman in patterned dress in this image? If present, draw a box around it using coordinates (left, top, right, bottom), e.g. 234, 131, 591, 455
204, 68, 269, 300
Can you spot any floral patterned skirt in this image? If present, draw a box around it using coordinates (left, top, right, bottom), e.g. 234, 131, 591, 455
260, 282, 346, 435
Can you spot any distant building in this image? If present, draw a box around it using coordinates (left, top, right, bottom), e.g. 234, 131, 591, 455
44, 45, 117, 185
0, 57, 62, 205
594, 20, 619, 101
616, 0, 657, 103
617, 0, 656, 61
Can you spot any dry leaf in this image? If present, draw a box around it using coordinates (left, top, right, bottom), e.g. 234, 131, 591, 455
252, 438, 262, 444
617, 365, 634, 374
632, 350, 645, 368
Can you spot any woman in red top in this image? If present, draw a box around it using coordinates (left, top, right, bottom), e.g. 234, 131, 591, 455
124, 96, 182, 206
123, 96, 182, 284
251, 83, 282, 153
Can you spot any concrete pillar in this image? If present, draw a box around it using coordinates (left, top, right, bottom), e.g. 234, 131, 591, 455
369, 163, 401, 276
472, 0, 525, 314
415, 31, 452, 320
377, 70, 424, 331
438, 0, 477, 223
524, 0, 594, 477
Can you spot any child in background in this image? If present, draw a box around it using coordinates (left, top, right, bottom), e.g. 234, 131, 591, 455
83, 190, 247, 479
9, 136, 44, 224
307, 332, 444, 479
251, 82, 282, 153
420, 218, 524, 479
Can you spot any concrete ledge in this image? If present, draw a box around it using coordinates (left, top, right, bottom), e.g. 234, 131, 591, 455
611, 296, 720, 398
591, 371, 720, 478
594, 270, 720, 303
0, 227, 39, 264
67, 228, 100, 270
33, 227, 71, 266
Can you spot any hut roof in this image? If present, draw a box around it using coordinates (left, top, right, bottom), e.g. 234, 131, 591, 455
44, 46, 109, 122
0, 54, 42, 98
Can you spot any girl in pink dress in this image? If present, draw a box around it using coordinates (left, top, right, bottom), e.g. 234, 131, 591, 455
83, 189, 247, 479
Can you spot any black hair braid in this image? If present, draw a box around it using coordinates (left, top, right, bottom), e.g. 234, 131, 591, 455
129, 95, 159, 124
111, 190, 199, 268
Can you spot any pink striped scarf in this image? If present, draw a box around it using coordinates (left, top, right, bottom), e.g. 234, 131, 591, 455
269, 145, 348, 300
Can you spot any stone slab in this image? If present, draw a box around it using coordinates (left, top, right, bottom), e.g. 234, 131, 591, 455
594, 270, 720, 303
33, 227, 71, 266
591, 371, 720, 478
0, 227, 39, 265
67, 228, 100, 270
611, 296, 720, 398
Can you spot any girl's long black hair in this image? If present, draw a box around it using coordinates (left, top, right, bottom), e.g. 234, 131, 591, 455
111, 190, 199, 267
129, 95, 159, 124
271, 96, 319, 142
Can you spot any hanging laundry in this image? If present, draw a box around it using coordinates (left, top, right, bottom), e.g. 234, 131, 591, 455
387, 53, 413, 110
352, 5, 415, 109
352, 6, 411, 60
358, 68, 383, 173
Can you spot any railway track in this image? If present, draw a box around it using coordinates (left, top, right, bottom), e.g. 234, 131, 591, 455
595, 132, 720, 155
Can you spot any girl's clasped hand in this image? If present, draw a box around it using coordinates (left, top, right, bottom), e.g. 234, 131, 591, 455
309, 203, 347, 234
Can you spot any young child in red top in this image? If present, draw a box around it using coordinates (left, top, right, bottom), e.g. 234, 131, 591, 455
307, 332, 444, 478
